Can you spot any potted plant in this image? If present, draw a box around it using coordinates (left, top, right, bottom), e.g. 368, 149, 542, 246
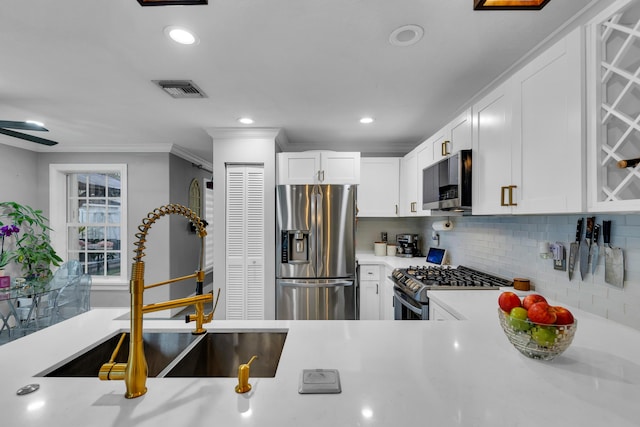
0, 202, 63, 282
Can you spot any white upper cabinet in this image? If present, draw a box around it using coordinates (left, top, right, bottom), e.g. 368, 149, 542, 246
358, 157, 400, 217
399, 148, 419, 216
445, 109, 472, 158
416, 131, 442, 216
277, 151, 360, 185
472, 81, 515, 215
587, 0, 640, 212
473, 27, 584, 215
512, 27, 584, 214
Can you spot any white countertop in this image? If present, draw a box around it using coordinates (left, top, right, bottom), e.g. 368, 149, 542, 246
1, 296, 640, 426
357, 251, 432, 269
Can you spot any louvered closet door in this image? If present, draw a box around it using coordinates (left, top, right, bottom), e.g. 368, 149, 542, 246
225, 165, 265, 320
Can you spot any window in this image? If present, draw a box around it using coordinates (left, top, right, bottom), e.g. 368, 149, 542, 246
50, 164, 127, 289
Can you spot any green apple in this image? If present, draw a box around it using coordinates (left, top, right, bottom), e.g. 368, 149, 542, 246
531, 325, 557, 347
509, 307, 532, 331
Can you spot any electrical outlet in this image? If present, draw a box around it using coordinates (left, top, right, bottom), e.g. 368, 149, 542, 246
554, 259, 566, 271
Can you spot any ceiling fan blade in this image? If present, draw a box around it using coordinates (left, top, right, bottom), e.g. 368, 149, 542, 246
0, 128, 58, 146
0, 120, 49, 132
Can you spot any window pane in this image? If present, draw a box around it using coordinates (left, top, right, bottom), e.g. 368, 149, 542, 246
107, 202, 121, 224
107, 253, 121, 276
88, 174, 106, 197
107, 173, 121, 197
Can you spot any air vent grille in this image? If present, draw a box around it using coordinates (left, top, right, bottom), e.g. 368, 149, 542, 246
153, 80, 207, 98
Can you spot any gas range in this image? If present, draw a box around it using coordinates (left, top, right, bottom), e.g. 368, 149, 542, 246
391, 265, 513, 303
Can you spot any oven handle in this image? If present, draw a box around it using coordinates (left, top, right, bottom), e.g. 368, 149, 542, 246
393, 288, 424, 316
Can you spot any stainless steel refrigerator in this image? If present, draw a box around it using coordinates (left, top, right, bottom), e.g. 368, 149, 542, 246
276, 184, 357, 320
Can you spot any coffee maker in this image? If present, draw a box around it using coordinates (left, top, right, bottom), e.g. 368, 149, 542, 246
396, 234, 420, 257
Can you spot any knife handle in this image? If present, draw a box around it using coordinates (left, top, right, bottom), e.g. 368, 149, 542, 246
575, 218, 583, 242
592, 223, 600, 244
585, 217, 595, 240
603, 220, 611, 245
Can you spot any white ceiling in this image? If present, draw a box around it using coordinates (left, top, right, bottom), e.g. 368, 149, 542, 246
0, 0, 599, 163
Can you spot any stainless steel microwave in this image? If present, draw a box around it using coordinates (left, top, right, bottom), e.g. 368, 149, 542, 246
422, 149, 472, 211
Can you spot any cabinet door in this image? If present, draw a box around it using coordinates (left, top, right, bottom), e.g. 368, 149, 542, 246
321, 152, 361, 184
358, 158, 400, 217
417, 134, 441, 216
380, 269, 395, 320
399, 149, 418, 216
359, 280, 380, 320
429, 301, 459, 321
277, 152, 321, 184
512, 28, 584, 214
472, 82, 515, 215
447, 109, 472, 156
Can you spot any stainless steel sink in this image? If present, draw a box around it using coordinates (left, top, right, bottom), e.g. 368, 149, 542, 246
38, 330, 288, 378
40, 331, 200, 377
164, 331, 288, 378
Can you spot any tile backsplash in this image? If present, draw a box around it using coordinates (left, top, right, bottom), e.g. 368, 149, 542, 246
357, 214, 640, 331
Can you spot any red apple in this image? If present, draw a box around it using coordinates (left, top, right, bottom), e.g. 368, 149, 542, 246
522, 294, 547, 310
527, 301, 557, 324
498, 292, 521, 313
551, 306, 574, 325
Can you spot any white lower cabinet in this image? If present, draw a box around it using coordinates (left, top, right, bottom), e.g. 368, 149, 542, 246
429, 300, 459, 321
359, 264, 380, 320
381, 267, 395, 320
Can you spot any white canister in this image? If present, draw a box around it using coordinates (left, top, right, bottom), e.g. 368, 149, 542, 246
386, 244, 397, 256
374, 242, 386, 256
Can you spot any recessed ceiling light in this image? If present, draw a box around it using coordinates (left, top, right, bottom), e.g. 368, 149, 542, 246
238, 117, 254, 125
164, 26, 199, 45
359, 117, 374, 124
389, 25, 424, 47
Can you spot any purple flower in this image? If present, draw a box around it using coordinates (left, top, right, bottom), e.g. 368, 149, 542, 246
0, 224, 19, 237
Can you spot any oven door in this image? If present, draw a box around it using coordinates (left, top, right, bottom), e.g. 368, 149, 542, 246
393, 288, 429, 320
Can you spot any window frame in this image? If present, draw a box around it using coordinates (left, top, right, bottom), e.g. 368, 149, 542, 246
49, 164, 128, 290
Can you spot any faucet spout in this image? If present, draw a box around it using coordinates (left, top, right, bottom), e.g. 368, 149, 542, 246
98, 204, 217, 399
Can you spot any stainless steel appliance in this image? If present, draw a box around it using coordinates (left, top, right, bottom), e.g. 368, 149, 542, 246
391, 265, 512, 320
276, 184, 357, 320
422, 149, 472, 211
396, 233, 420, 257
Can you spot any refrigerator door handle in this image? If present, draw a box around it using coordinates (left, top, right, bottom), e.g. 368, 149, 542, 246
309, 186, 318, 277
315, 186, 324, 277
278, 279, 354, 288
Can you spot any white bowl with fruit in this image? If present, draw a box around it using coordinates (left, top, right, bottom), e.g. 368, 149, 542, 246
498, 292, 577, 361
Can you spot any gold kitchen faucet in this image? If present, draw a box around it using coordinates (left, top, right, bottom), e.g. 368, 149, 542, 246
99, 204, 218, 399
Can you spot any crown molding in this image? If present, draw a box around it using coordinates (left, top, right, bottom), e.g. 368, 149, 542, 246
205, 127, 281, 141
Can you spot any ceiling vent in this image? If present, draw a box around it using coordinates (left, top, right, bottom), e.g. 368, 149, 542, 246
153, 80, 207, 98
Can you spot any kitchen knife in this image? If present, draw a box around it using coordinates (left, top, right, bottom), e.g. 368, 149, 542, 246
603, 220, 624, 288
568, 218, 583, 281
590, 223, 600, 275
579, 217, 594, 280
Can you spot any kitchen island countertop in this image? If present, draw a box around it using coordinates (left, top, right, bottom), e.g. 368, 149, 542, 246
1, 293, 639, 426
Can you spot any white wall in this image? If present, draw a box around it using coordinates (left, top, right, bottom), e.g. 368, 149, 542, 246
0, 144, 39, 207
355, 217, 423, 253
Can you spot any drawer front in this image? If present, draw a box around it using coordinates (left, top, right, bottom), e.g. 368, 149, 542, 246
359, 265, 380, 280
